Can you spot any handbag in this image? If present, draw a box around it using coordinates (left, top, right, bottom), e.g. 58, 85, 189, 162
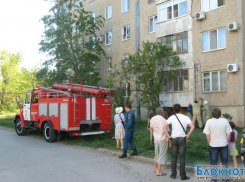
118, 113, 125, 129
175, 115, 186, 134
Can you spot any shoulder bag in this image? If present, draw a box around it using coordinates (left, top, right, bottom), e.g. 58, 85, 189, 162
118, 113, 125, 129
175, 115, 186, 134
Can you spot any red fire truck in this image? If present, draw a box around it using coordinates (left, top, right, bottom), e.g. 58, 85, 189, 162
13, 79, 114, 143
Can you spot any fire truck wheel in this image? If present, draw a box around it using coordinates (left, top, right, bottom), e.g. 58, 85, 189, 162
43, 122, 57, 143
15, 119, 27, 136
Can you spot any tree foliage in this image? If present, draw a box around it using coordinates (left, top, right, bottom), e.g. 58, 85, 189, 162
105, 80, 133, 112
38, 0, 105, 86
109, 41, 184, 113
0, 50, 37, 111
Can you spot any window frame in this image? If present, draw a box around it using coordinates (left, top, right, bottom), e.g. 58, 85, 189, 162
202, 70, 227, 92
149, 15, 157, 33
122, 25, 130, 41
123, 83, 130, 97
92, 12, 96, 23
122, 0, 130, 13
89, 37, 96, 49
158, 0, 188, 23
122, 54, 129, 68
157, 31, 188, 54
105, 58, 112, 72
201, 0, 225, 12
202, 27, 226, 52
105, 31, 112, 45
105, 5, 112, 19
162, 69, 189, 92
76, 0, 81, 7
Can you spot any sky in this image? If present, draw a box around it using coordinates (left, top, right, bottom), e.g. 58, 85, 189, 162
0, 0, 54, 69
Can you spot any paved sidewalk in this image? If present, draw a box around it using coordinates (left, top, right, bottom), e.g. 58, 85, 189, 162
1, 126, 204, 182
98, 148, 196, 172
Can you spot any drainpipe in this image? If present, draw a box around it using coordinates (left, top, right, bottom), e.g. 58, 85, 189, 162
135, 0, 140, 118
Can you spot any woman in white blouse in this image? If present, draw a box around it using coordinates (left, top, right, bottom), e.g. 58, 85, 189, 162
114, 107, 125, 149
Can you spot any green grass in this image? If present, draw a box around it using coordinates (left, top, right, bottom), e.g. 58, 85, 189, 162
0, 114, 243, 166
0, 109, 19, 116
0, 115, 15, 129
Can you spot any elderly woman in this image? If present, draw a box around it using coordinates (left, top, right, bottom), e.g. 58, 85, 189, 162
203, 108, 232, 182
114, 107, 125, 149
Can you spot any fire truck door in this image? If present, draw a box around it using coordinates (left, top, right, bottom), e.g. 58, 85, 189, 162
23, 93, 31, 121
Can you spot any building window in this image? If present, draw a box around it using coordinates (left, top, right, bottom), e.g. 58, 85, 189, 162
163, 70, 189, 92
122, 25, 130, 40
90, 0, 95, 2
202, 28, 226, 52
122, 54, 129, 67
92, 13, 96, 23
202, 0, 225, 11
148, 0, 155, 3
158, 0, 187, 22
123, 83, 130, 97
105, 31, 112, 45
106, 58, 112, 72
157, 32, 188, 54
149, 16, 157, 33
122, 0, 130, 13
89, 37, 96, 49
105, 5, 112, 19
203, 70, 227, 92
76, 0, 81, 7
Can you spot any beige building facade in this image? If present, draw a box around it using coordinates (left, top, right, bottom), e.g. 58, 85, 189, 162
191, 0, 245, 126
82, 0, 157, 85
82, 0, 245, 125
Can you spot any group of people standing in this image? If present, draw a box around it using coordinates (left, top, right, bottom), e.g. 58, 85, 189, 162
150, 104, 195, 179
187, 99, 212, 129
114, 102, 240, 182
114, 104, 138, 158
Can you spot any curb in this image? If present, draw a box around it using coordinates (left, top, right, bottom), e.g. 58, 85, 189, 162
97, 148, 195, 173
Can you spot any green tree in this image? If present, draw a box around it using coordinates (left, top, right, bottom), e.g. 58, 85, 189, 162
38, 0, 105, 86
109, 41, 184, 113
106, 79, 132, 113
0, 50, 37, 111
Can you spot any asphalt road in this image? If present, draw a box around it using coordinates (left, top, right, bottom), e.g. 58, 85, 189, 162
0, 127, 204, 182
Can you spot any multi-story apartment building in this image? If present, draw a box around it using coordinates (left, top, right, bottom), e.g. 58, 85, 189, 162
191, 0, 245, 126
83, 0, 245, 125
82, 0, 157, 117
155, 0, 194, 113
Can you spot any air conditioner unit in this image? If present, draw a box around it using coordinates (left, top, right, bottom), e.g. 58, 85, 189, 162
195, 11, 206, 20
227, 63, 239, 73
97, 36, 104, 42
228, 22, 239, 31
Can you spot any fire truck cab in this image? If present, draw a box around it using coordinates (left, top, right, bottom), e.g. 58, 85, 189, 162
13, 79, 114, 143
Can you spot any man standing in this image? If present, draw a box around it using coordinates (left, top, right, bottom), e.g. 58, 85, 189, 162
201, 100, 212, 125
203, 108, 231, 182
119, 104, 138, 158
193, 100, 203, 128
187, 103, 193, 121
150, 107, 169, 176
163, 104, 195, 180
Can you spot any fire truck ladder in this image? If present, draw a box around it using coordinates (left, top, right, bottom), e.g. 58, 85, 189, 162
68, 83, 116, 91
69, 79, 82, 125
73, 95, 80, 125
106, 103, 112, 125
39, 87, 70, 97
194, 62, 202, 100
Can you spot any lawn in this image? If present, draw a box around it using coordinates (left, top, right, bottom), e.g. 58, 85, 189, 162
0, 114, 243, 166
